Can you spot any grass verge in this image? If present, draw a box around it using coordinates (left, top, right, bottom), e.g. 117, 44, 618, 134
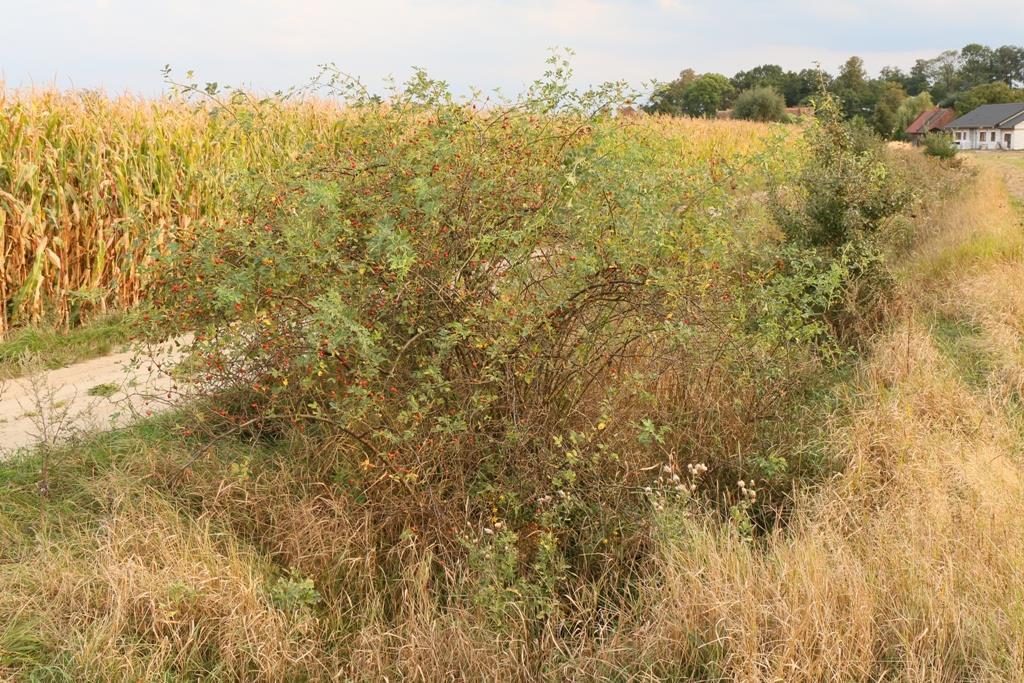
0, 315, 132, 379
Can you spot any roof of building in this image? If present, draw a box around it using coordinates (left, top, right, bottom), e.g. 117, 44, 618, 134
1003, 110, 1024, 128
906, 107, 956, 135
944, 103, 1024, 130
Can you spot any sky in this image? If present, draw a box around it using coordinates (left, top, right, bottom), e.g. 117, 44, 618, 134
3, 0, 1024, 98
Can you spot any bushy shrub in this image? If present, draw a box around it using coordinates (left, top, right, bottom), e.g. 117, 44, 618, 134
732, 86, 789, 122
772, 94, 913, 251
922, 131, 958, 160
145, 61, 845, 597
770, 92, 914, 346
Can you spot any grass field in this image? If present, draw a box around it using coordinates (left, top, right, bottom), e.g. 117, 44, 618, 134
4, 83, 1024, 679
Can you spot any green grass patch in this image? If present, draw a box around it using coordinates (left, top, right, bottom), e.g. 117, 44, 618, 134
917, 231, 1024, 283
86, 382, 120, 398
0, 315, 132, 379
928, 313, 994, 389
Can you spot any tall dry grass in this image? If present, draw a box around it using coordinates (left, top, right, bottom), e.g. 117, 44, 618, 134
618, 160, 1024, 680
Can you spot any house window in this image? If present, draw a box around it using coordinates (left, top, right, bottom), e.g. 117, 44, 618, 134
980, 132, 987, 142
1006, 133, 1012, 146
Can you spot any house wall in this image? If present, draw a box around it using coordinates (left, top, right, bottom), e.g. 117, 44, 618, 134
978, 128, 1001, 150
983, 129, 999, 150
951, 128, 974, 149
950, 127, 1021, 150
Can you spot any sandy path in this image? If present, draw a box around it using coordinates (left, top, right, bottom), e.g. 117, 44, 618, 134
0, 337, 191, 456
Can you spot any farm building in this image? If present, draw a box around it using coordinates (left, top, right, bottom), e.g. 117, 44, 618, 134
905, 107, 955, 145
944, 103, 1024, 150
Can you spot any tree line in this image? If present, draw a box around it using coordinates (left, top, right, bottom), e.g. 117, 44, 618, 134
646, 43, 1024, 138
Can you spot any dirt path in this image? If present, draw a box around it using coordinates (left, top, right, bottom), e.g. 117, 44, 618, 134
0, 337, 190, 456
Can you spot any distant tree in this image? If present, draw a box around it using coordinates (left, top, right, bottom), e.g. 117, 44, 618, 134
681, 73, 734, 117
992, 45, 1024, 86
959, 43, 996, 89
906, 59, 933, 96
954, 81, 1024, 115
928, 49, 962, 100
731, 64, 787, 95
894, 91, 935, 138
879, 66, 911, 90
645, 68, 698, 115
832, 56, 873, 118
649, 43, 1024, 122
872, 81, 907, 138
732, 86, 788, 122
782, 68, 830, 106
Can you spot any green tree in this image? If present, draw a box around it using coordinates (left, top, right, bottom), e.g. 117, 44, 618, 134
906, 59, 932, 96
954, 81, 1024, 115
872, 81, 907, 138
928, 49, 961, 100
894, 91, 935, 137
645, 68, 698, 115
879, 66, 909, 86
731, 65, 787, 96
732, 86, 788, 122
782, 68, 830, 106
681, 73, 734, 117
992, 45, 1024, 86
959, 43, 996, 89
832, 56, 873, 118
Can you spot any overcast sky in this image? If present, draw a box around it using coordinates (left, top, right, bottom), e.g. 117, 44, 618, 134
3, 1, 1023, 97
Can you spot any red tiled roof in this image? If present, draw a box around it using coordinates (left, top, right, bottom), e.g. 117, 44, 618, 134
906, 107, 956, 135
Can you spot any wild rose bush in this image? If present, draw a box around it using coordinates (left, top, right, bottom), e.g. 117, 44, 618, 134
146, 61, 837, 584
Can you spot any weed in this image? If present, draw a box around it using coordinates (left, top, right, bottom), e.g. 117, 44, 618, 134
86, 383, 119, 398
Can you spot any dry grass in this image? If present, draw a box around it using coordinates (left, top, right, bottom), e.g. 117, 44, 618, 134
2, 501, 319, 680
618, 156, 1024, 680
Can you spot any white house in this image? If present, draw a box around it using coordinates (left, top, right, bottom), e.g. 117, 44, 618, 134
944, 103, 1024, 150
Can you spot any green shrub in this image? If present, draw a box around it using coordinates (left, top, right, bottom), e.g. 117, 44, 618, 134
732, 86, 789, 122
769, 92, 913, 347
145, 61, 848, 585
771, 93, 913, 251
922, 131, 958, 160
